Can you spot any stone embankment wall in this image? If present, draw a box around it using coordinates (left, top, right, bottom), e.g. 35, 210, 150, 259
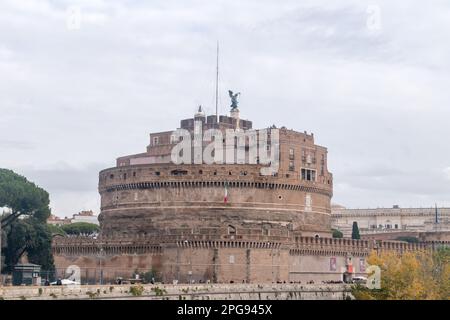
0, 284, 351, 300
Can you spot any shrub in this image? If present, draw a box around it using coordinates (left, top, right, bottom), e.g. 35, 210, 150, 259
130, 285, 145, 297
151, 286, 167, 296
332, 229, 343, 238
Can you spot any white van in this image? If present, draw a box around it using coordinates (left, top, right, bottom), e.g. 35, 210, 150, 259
352, 276, 367, 284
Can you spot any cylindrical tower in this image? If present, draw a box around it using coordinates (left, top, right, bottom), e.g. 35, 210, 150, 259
98, 110, 333, 241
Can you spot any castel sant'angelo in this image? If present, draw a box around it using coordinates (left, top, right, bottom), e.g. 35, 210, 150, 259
52, 94, 433, 284
100, 104, 333, 240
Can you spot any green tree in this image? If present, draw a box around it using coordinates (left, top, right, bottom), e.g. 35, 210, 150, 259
0, 169, 54, 272
332, 229, 343, 238
5, 219, 55, 271
47, 224, 66, 236
351, 221, 360, 240
61, 222, 99, 235
0, 169, 50, 226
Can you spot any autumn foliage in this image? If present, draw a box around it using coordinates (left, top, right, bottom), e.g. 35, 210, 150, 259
352, 247, 449, 300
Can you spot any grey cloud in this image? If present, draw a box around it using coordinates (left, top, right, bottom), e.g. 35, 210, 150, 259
0, 139, 34, 150
9, 162, 106, 215
15, 162, 105, 193
1, 0, 450, 214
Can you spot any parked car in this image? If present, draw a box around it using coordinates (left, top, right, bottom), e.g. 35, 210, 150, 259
352, 276, 367, 284
50, 279, 80, 286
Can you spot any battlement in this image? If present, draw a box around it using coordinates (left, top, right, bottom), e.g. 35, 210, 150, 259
52, 233, 447, 283
180, 114, 252, 131
52, 234, 441, 257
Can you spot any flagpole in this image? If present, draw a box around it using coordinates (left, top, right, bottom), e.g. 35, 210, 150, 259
435, 203, 438, 224
215, 41, 219, 124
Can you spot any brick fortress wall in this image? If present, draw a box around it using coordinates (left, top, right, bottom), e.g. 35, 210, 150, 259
52, 234, 440, 284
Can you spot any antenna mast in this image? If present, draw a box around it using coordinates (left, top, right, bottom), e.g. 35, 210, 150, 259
215, 41, 219, 123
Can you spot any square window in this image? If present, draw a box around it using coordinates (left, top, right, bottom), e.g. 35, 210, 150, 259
289, 161, 295, 171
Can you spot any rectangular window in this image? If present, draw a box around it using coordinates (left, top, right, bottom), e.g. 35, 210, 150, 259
289, 161, 295, 171
153, 136, 159, 145
301, 168, 316, 181
289, 148, 295, 160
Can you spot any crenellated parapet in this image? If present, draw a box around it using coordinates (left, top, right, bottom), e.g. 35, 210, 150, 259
291, 237, 371, 257
52, 234, 443, 257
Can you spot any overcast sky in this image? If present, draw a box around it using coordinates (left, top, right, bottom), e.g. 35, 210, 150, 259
1, 0, 450, 217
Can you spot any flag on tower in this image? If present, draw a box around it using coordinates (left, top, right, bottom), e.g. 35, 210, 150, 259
224, 182, 228, 203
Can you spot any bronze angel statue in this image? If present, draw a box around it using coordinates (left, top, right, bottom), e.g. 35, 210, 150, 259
228, 90, 241, 110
